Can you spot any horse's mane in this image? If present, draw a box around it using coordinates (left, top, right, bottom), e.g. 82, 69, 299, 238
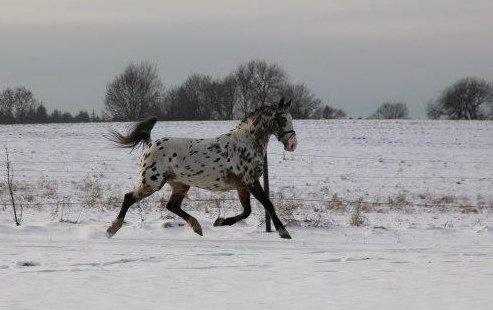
240, 105, 275, 122
233, 105, 277, 131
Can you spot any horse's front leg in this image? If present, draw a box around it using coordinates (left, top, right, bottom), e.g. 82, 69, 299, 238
214, 188, 251, 227
248, 180, 291, 239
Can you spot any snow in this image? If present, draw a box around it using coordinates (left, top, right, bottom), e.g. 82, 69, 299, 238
1, 210, 492, 309
1, 119, 492, 206
1, 119, 492, 309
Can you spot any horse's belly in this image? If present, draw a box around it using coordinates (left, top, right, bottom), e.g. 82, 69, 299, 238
195, 183, 236, 192
174, 174, 236, 192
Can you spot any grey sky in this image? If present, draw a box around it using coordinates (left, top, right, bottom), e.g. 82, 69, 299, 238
1, 0, 493, 118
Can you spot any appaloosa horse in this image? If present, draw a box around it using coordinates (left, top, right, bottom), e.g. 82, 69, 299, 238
106, 98, 297, 239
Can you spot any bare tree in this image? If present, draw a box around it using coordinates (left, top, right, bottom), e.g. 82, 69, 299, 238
213, 74, 237, 120
431, 77, 493, 120
166, 60, 287, 120
163, 74, 214, 120
161, 87, 180, 120
163, 74, 238, 120
0, 87, 41, 123
234, 59, 287, 117
426, 100, 443, 120
182, 74, 215, 120
371, 102, 409, 119
279, 83, 321, 118
104, 62, 164, 121
157, 59, 324, 121
311, 105, 346, 119
486, 100, 493, 120
5, 147, 22, 226
12, 87, 39, 121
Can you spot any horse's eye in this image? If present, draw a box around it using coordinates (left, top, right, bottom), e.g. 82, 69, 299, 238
278, 117, 287, 126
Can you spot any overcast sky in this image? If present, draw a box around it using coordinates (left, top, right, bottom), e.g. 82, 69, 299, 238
1, 0, 492, 118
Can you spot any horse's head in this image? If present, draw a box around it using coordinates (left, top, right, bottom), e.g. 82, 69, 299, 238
274, 98, 297, 152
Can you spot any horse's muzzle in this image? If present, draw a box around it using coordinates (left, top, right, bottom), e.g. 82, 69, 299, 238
284, 134, 297, 152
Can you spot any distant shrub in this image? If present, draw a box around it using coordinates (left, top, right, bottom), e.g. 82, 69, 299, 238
370, 102, 409, 119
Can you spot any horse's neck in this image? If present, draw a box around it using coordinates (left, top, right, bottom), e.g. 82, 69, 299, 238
231, 115, 274, 155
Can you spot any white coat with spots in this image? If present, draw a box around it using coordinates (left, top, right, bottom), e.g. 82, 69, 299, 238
106, 98, 297, 239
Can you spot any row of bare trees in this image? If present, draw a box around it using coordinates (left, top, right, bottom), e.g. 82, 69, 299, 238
105, 61, 492, 121
3, 66, 491, 123
104, 60, 345, 121
0, 87, 101, 124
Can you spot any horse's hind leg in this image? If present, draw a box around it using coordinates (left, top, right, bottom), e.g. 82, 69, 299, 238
106, 180, 161, 237
214, 188, 251, 227
166, 182, 203, 236
106, 191, 140, 237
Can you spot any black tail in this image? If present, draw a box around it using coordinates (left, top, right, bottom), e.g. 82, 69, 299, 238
107, 117, 158, 150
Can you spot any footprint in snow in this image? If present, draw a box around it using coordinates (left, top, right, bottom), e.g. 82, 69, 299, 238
16, 261, 40, 267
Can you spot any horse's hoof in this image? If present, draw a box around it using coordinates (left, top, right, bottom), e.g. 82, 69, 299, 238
188, 219, 203, 236
192, 225, 203, 236
106, 219, 123, 238
278, 227, 292, 239
106, 226, 117, 238
106, 229, 115, 238
213, 217, 225, 227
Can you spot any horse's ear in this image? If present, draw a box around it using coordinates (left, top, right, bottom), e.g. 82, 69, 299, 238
278, 97, 286, 109
278, 97, 291, 111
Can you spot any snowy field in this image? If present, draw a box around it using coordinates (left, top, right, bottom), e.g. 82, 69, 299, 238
1, 119, 492, 309
0, 119, 492, 207
1, 210, 492, 309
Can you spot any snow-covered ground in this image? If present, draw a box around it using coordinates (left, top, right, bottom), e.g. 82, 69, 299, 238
1, 209, 492, 310
0, 119, 492, 207
1, 120, 492, 309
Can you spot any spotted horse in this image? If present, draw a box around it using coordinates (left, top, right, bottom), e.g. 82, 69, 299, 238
106, 98, 298, 239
